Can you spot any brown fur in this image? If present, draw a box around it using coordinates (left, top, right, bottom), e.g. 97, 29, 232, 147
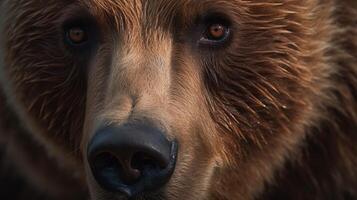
0, 0, 356, 199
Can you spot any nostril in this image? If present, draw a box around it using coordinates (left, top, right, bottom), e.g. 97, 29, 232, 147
93, 152, 141, 185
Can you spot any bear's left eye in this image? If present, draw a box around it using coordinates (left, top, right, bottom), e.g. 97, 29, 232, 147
198, 16, 231, 46
204, 24, 229, 41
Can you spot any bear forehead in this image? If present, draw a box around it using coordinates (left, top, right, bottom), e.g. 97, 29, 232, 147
74, 0, 242, 27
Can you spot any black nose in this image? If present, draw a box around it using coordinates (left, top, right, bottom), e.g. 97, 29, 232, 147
87, 123, 178, 197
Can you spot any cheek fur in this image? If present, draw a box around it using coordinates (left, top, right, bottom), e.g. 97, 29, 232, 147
3, 2, 88, 155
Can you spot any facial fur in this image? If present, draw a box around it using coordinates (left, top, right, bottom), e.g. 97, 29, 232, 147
0, 0, 356, 200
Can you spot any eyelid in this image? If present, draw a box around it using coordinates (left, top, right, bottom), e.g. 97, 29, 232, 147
201, 12, 232, 27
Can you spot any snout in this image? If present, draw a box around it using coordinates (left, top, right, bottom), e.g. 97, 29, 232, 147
87, 122, 178, 198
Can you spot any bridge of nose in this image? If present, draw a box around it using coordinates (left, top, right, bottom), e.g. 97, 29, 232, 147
103, 32, 173, 116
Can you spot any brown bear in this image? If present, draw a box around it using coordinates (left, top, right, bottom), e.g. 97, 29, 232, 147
0, 0, 356, 199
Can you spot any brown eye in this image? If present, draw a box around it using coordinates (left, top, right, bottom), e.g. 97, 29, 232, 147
199, 22, 230, 46
67, 27, 87, 45
208, 24, 226, 40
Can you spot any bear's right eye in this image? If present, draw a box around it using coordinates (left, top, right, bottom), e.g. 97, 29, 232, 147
67, 27, 87, 45
62, 16, 98, 52
65, 26, 88, 46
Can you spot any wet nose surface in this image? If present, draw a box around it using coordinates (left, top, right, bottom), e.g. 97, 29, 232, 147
87, 123, 178, 197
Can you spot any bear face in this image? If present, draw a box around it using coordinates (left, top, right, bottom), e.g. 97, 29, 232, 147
0, 0, 356, 200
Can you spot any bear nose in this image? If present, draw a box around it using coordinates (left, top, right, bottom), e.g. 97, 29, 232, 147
87, 123, 178, 198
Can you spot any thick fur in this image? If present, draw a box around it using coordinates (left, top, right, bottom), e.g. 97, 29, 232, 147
0, 0, 356, 200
